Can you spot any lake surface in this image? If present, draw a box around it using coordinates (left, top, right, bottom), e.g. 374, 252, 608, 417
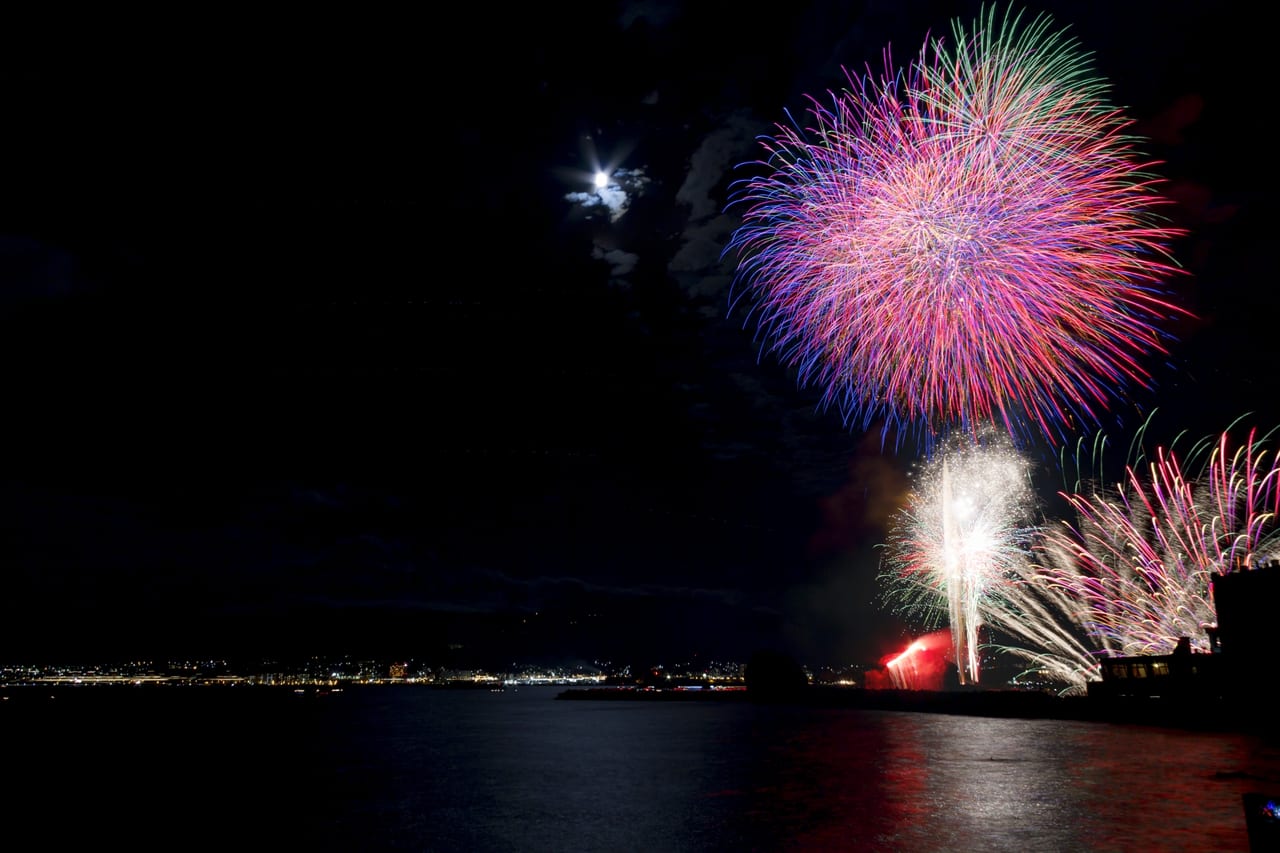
6, 685, 1280, 851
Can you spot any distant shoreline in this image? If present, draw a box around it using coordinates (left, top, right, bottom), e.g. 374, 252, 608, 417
2, 681, 1266, 734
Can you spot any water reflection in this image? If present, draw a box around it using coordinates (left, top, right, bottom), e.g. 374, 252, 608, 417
14, 686, 1276, 851
722, 707, 1280, 852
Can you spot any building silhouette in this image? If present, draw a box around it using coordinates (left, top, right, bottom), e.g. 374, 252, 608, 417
1088, 561, 1280, 711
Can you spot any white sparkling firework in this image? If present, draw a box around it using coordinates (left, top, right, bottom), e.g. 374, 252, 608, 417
880, 433, 1039, 685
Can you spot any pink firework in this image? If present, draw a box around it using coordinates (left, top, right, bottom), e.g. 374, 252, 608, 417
1034, 423, 1280, 657
726, 5, 1191, 446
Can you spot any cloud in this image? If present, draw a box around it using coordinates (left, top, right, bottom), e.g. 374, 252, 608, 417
592, 245, 640, 279
617, 1, 682, 31
564, 166, 651, 224
667, 215, 737, 310
565, 166, 652, 288
0, 235, 84, 301
668, 111, 768, 309
675, 115, 760, 220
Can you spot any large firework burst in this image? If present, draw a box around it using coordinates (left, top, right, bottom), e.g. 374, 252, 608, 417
726, 4, 1190, 448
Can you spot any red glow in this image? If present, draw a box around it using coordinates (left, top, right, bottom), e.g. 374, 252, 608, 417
866, 630, 954, 690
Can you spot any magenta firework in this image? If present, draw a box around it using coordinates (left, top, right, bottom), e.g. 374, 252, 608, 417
725, 5, 1190, 447
1035, 422, 1280, 658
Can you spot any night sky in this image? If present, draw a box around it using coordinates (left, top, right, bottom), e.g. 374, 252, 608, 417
1, 2, 1269, 668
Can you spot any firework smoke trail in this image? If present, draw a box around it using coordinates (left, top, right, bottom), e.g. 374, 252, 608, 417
880, 433, 1038, 684
978, 573, 1101, 696
1041, 448, 1217, 656
1207, 425, 1280, 570
1035, 421, 1280, 657
725, 4, 1190, 448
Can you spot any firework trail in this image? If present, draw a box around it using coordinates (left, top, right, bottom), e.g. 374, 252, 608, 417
978, 572, 1102, 695
879, 432, 1038, 684
879, 417, 1280, 695
1035, 418, 1280, 658
725, 4, 1190, 448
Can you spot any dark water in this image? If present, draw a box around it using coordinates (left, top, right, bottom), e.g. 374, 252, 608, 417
5, 685, 1280, 852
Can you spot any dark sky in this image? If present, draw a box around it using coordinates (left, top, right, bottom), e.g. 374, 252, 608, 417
0, 2, 1269, 667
